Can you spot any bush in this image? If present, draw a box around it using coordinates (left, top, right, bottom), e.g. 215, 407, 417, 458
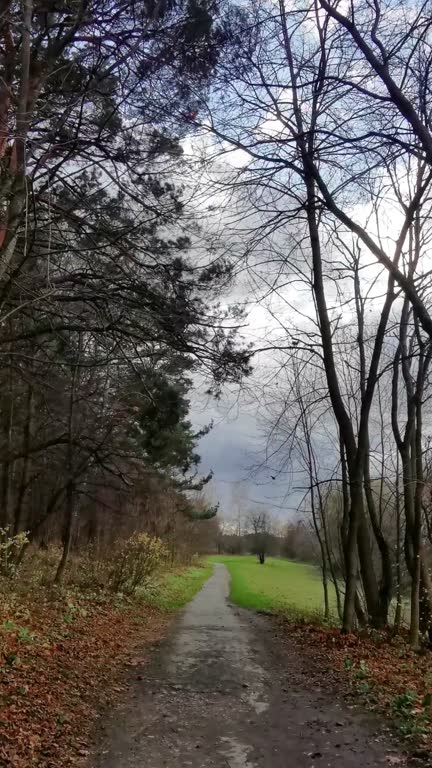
26, 545, 63, 586
109, 533, 168, 595
0, 527, 28, 578
67, 546, 111, 591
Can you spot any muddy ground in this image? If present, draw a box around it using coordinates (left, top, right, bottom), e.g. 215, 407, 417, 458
90, 563, 406, 767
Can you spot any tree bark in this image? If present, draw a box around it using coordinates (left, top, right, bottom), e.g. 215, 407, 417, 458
0, 360, 14, 528
54, 333, 81, 583
394, 452, 403, 633
13, 384, 33, 536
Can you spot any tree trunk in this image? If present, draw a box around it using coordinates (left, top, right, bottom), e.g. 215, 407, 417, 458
0, 361, 14, 529
357, 510, 383, 626
281, 21, 361, 630
13, 385, 33, 536
338, 435, 357, 630
355, 591, 367, 628
394, 454, 403, 633
54, 332, 81, 584
321, 554, 330, 621
321, 499, 343, 621
363, 449, 393, 625
54, 481, 75, 584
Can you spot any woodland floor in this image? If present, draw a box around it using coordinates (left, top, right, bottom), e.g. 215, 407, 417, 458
2, 562, 431, 768
0, 593, 170, 768
0, 563, 212, 768
90, 564, 409, 768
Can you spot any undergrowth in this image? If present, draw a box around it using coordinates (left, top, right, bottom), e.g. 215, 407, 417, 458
0, 547, 211, 768
282, 621, 432, 756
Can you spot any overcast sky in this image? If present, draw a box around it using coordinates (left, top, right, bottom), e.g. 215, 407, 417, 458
192, 386, 303, 520
190, 289, 312, 521
182, 135, 336, 524
182, 125, 405, 524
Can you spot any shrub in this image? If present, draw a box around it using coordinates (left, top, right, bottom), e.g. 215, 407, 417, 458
25, 545, 63, 586
67, 546, 111, 591
0, 527, 28, 578
109, 533, 168, 595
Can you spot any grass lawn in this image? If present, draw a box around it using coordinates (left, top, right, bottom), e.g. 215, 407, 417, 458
145, 561, 214, 611
209, 554, 338, 621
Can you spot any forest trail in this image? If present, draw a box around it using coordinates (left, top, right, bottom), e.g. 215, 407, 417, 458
92, 564, 402, 767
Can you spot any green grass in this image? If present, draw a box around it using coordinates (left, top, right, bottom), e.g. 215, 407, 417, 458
145, 562, 213, 611
209, 555, 338, 621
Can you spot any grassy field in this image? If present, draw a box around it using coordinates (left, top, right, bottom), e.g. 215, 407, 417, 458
145, 561, 214, 611
209, 555, 338, 621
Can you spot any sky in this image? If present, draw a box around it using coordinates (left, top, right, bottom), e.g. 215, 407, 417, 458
191, 384, 305, 521
180, 114, 416, 525
189, 278, 315, 522
181, 134, 336, 524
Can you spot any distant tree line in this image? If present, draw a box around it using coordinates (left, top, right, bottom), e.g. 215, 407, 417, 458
215, 507, 318, 565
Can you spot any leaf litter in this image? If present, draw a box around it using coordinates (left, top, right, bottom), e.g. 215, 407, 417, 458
277, 620, 432, 762
0, 591, 170, 767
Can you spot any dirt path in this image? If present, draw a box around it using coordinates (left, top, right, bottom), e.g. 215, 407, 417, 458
91, 564, 402, 767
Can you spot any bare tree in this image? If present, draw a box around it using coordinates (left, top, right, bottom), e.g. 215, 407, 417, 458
247, 508, 272, 564
194, 0, 432, 634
